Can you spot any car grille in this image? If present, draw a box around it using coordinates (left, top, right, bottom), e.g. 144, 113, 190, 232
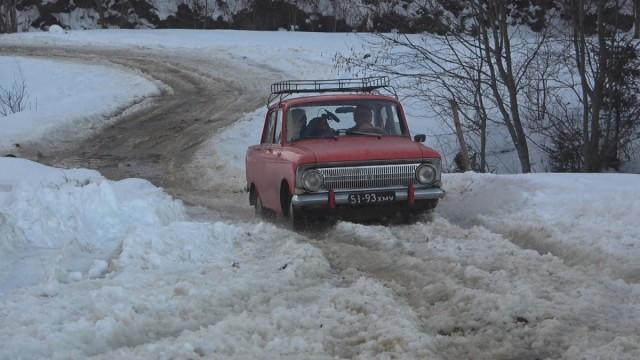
318, 163, 421, 190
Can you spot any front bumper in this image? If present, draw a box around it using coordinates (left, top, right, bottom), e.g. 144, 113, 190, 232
291, 186, 445, 207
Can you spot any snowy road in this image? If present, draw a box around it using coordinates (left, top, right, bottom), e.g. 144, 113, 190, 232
1, 32, 640, 359
2, 45, 281, 220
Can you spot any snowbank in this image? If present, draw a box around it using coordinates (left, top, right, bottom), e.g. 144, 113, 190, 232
0, 158, 439, 359
0, 56, 159, 152
0, 158, 185, 293
440, 172, 640, 281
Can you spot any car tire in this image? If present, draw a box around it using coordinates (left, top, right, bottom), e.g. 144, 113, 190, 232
288, 197, 307, 231
255, 193, 266, 219
397, 211, 420, 224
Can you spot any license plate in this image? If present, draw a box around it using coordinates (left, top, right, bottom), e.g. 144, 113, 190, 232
348, 192, 395, 205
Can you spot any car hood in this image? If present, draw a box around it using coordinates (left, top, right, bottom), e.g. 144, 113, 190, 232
291, 136, 439, 164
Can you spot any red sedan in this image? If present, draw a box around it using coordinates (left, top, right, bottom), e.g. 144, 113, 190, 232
245, 78, 445, 228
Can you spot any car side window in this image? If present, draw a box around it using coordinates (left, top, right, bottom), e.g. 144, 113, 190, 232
262, 111, 276, 144
274, 110, 283, 144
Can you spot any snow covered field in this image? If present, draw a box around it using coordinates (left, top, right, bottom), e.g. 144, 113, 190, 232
2, 157, 639, 359
0, 55, 159, 152
1, 30, 640, 359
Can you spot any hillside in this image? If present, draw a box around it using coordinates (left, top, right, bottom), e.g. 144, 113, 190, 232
15, 0, 566, 33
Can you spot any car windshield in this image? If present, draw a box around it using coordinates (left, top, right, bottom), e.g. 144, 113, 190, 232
286, 100, 407, 142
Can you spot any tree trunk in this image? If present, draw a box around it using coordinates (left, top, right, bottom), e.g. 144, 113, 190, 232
635, 0, 640, 39
475, 61, 488, 172
588, 0, 608, 172
450, 99, 472, 171
480, 1, 532, 173
571, 0, 592, 171
0, 0, 17, 33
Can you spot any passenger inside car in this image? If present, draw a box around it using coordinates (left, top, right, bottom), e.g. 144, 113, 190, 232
287, 109, 307, 141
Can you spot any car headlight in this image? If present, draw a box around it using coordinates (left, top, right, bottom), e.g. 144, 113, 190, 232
415, 164, 436, 184
301, 169, 323, 192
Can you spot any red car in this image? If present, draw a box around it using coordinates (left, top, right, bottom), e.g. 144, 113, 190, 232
245, 78, 445, 228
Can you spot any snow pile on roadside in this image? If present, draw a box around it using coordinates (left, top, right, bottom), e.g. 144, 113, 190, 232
0, 56, 159, 152
439, 172, 640, 281
0, 158, 184, 293
0, 158, 439, 358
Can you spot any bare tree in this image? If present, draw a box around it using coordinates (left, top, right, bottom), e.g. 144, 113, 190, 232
521, 0, 640, 171
337, 1, 549, 173
634, 0, 640, 38
0, 0, 17, 33
93, 0, 110, 29
570, 0, 601, 171
0, 69, 29, 116
475, 0, 545, 173
189, 0, 216, 29
564, 0, 640, 171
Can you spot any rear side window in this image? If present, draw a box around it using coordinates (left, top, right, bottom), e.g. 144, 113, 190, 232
262, 111, 276, 144
274, 110, 282, 144
261, 110, 283, 144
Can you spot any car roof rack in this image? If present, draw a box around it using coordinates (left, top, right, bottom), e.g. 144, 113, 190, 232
268, 76, 395, 105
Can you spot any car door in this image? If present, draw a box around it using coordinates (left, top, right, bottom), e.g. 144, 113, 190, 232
260, 108, 287, 211
247, 109, 276, 199
249, 108, 285, 211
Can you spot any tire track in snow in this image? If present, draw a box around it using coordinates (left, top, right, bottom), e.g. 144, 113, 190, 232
483, 223, 640, 284
0, 45, 281, 222
310, 217, 640, 359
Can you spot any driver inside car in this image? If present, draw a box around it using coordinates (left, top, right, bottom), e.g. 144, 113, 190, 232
303, 116, 336, 138
351, 105, 386, 134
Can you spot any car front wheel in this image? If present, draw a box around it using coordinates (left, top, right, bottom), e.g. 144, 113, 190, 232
255, 193, 266, 218
288, 197, 307, 230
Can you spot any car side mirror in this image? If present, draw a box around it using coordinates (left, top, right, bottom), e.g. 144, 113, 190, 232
414, 134, 426, 143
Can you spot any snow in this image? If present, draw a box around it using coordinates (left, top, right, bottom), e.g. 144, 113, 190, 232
0, 157, 185, 294
439, 172, 640, 282
3, 159, 640, 358
0, 55, 159, 152
0, 29, 356, 79
48, 24, 65, 33
0, 158, 439, 359
1, 29, 640, 359
194, 108, 263, 192
323, 218, 640, 359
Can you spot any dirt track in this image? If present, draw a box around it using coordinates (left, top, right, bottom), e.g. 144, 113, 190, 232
2, 46, 280, 218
